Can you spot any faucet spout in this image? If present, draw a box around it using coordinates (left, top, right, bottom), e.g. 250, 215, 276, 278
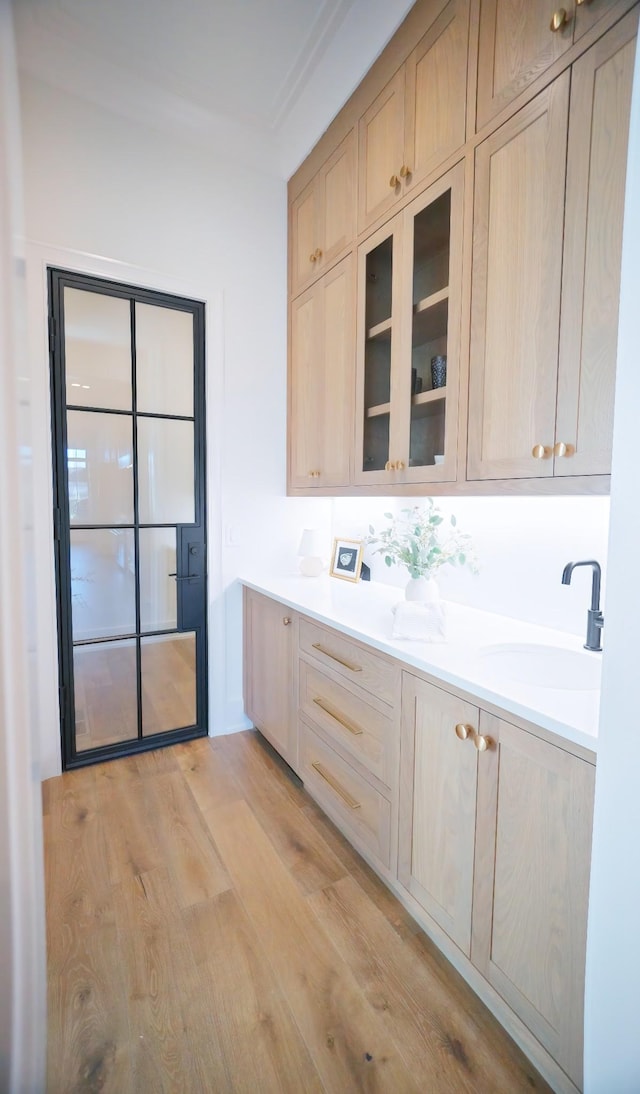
561, 560, 603, 651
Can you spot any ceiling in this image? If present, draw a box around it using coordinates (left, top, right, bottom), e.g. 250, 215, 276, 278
14, 0, 414, 175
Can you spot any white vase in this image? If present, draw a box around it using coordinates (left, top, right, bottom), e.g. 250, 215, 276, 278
405, 576, 440, 603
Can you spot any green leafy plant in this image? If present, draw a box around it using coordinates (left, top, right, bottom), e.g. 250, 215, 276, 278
367, 502, 478, 580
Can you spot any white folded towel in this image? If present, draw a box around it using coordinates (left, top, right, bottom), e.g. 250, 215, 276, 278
392, 600, 447, 643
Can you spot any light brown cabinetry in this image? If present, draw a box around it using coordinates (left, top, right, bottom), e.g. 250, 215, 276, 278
358, 0, 469, 233
355, 161, 464, 485
399, 670, 595, 1091
297, 618, 401, 872
398, 674, 480, 952
467, 75, 569, 481
243, 588, 596, 1091
475, 0, 621, 130
289, 255, 354, 489
242, 588, 298, 770
468, 13, 637, 482
476, 0, 575, 130
472, 712, 595, 1090
555, 10, 638, 476
290, 130, 356, 297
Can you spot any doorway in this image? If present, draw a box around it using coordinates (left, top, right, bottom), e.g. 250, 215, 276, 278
49, 268, 207, 769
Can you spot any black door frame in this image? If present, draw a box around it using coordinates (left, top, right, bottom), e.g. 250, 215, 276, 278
48, 267, 208, 769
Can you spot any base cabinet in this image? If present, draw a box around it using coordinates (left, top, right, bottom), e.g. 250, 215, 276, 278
243, 588, 596, 1092
398, 674, 479, 953
243, 588, 298, 770
472, 712, 595, 1090
399, 675, 595, 1093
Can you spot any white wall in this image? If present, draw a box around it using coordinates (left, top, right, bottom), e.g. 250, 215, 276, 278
583, 35, 640, 1093
0, 2, 46, 1086
19, 74, 332, 776
331, 494, 610, 637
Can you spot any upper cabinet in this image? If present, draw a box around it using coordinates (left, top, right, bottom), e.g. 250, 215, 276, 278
555, 9, 638, 476
467, 76, 570, 481
468, 10, 637, 482
358, 0, 470, 233
290, 130, 356, 298
355, 161, 464, 486
476, 0, 574, 130
476, 0, 635, 131
287, 0, 638, 496
289, 255, 354, 489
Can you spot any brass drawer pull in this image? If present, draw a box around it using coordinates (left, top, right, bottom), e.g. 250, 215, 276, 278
311, 761, 361, 809
311, 643, 362, 672
313, 697, 363, 736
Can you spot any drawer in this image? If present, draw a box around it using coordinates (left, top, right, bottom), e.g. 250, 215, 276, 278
299, 617, 399, 706
299, 659, 394, 789
299, 719, 391, 869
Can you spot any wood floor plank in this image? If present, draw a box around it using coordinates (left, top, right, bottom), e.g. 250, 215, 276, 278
95, 764, 164, 884
217, 730, 349, 895
145, 770, 231, 907
47, 923, 132, 1094
208, 796, 424, 1093
174, 736, 242, 814
309, 874, 550, 1094
184, 888, 325, 1093
115, 870, 229, 1093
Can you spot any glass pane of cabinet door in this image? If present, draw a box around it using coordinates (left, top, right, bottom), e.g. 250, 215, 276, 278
355, 160, 463, 486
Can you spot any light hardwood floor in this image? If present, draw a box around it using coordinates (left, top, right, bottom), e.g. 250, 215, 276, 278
43, 730, 552, 1093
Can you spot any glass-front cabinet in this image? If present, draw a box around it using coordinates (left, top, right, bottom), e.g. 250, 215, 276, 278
355, 161, 463, 486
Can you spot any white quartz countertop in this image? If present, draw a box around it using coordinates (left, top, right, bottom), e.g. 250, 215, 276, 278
240, 574, 600, 755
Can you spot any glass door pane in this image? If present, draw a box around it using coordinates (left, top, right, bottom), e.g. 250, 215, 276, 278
64, 288, 132, 411
136, 303, 194, 417
409, 190, 450, 471
141, 633, 197, 736
362, 235, 393, 473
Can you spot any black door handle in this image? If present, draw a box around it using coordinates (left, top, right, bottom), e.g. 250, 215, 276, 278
168, 572, 200, 580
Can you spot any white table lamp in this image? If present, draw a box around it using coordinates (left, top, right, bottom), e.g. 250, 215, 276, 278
298, 528, 324, 577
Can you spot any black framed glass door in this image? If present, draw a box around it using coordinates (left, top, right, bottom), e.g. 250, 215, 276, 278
49, 268, 207, 769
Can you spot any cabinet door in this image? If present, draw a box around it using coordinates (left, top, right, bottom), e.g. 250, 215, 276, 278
398, 674, 479, 955
467, 75, 569, 480
555, 11, 638, 476
476, 0, 574, 129
405, 0, 469, 192
358, 67, 406, 233
290, 181, 320, 297
243, 589, 297, 769
289, 257, 354, 490
472, 714, 594, 1088
321, 130, 356, 271
354, 218, 404, 485
398, 161, 464, 484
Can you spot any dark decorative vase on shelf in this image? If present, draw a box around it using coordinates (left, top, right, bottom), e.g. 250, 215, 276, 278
431, 355, 447, 389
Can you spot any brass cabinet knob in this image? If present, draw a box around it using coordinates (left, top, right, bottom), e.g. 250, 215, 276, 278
474, 733, 493, 753
550, 8, 570, 31
531, 444, 552, 459
389, 174, 400, 188
309, 252, 317, 263
396, 459, 405, 471
554, 441, 567, 457
283, 617, 291, 626
385, 460, 396, 471
399, 164, 412, 179
308, 470, 321, 478
576, 0, 591, 5
314, 248, 323, 260
455, 723, 474, 741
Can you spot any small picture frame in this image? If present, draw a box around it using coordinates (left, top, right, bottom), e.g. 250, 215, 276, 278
329, 538, 364, 582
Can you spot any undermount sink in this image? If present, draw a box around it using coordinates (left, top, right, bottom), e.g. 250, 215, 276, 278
479, 642, 602, 692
